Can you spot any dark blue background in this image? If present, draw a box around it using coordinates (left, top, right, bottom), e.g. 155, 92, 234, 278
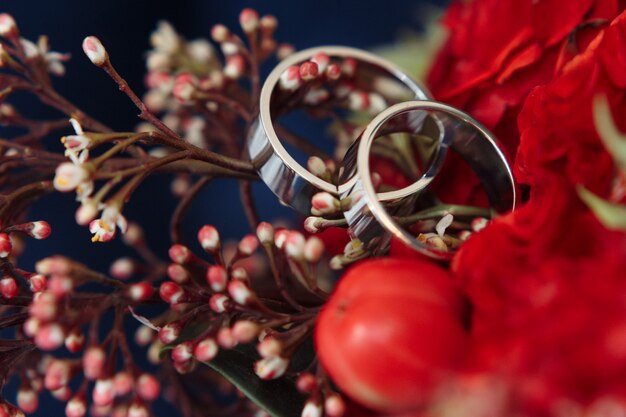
1, 0, 445, 415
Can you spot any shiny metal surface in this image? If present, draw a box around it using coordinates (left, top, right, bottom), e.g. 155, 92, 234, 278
340, 101, 518, 260
247, 46, 433, 214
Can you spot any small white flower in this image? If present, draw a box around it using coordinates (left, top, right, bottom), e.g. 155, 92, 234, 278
53, 162, 90, 192
61, 118, 90, 164
20, 36, 70, 76
150, 21, 180, 54
89, 205, 127, 242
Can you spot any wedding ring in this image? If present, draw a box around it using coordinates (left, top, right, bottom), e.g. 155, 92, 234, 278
340, 100, 517, 260
247, 46, 433, 214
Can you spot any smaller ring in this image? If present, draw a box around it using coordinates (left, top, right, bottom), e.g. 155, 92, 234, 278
340, 100, 518, 260
247, 46, 433, 214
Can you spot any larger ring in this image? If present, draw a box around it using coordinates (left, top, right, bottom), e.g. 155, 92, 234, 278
340, 100, 518, 260
247, 46, 433, 214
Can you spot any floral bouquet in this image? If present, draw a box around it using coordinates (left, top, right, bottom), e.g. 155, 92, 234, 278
0, 1, 625, 417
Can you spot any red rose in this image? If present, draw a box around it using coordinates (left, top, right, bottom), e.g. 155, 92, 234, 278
426, 0, 622, 206
451, 11, 626, 415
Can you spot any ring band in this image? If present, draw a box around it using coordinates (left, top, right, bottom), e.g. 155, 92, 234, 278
247, 46, 432, 214
340, 100, 518, 260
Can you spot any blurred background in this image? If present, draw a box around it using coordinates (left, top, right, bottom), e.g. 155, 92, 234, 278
1, 0, 447, 415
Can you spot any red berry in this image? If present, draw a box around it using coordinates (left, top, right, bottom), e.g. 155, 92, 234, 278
315, 258, 467, 413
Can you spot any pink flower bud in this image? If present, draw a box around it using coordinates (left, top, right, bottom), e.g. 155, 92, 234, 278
35, 323, 65, 351
75, 201, 98, 226
168, 244, 191, 264
167, 264, 189, 284
171, 341, 194, 363
254, 356, 289, 380
36, 256, 72, 275
194, 338, 218, 362
173, 359, 196, 375
51, 386, 72, 401
342, 58, 357, 77
0, 277, 18, 299
277, 43, 295, 59
284, 232, 306, 260
44, 360, 71, 391
300, 61, 319, 81
209, 294, 230, 313
231, 266, 249, 283
256, 222, 274, 245
83, 346, 106, 380
113, 372, 133, 397
311, 52, 330, 73
0, 14, 18, 38
128, 403, 149, 417
227, 280, 255, 305
47, 275, 73, 298
303, 217, 322, 233
326, 63, 341, 80
304, 236, 324, 263
348, 91, 370, 111
257, 337, 282, 358
232, 320, 260, 343
210, 24, 230, 43
311, 192, 340, 215
296, 372, 317, 393
279, 66, 301, 91
17, 389, 38, 414
29, 274, 46, 293
238, 234, 259, 256
217, 327, 237, 349
82, 36, 108, 66
324, 394, 346, 417
25, 221, 51, 240
29, 291, 58, 321
260, 15, 278, 34
64, 329, 85, 353
137, 373, 160, 401
110, 258, 134, 280
239, 8, 260, 33
158, 323, 182, 344
0, 233, 11, 258
65, 396, 87, 417
206, 265, 227, 292
159, 281, 185, 305
135, 325, 154, 346
172, 72, 197, 102
224, 54, 246, 79
274, 229, 289, 249
92, 379, 115, 407
23, 317, 40, 338
302, 400, 323, 417
53, 163, 90, 192
198, 225, 220, 252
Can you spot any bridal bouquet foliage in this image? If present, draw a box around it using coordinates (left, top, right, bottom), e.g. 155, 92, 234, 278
0, 1, 625, 417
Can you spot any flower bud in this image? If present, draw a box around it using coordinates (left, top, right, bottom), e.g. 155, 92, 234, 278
75, 201, 99, 226
194, 337, 218, 362
238, 234, 259, 256
256, 222, 274, 245
311, 192, 340, 215
232, 320, 260, 343
51, 386, 72, 401
209, 293, 230, 313
227, 280, 255, 305
172, 72, 197, 102
134, 325, 154, 347
342, 58, 357, 77
274, 229, 289, 249
198, 225, 220, 252
35, 323, 65, 351
65, 396, 87, 417
217, 327, 237, 349
254, 356, 289, 380
239, 8, 260, 33
324, 394, 346, 417
206, 265, 227, 292
0, 14, 18, 38
304, 236, 324, 263
277, 43, 296, 59
83, 346, 106, 380
137, 373, 160, 401
44, 360, 71, 391
64, 329, 85, 353
210, 24, 230, 43
82, 36, 108, 67
284, 232, 306, 260
113, 371, 133, 397
296, 372, 317, 393
159, 281, 185, 305
25, 221, 52, 240
257, 337, 282, 358
326, 63, 341, 80
128, 403, 149, 417
0, 277, 18, 299
307, 157, 327, 178
0, 233, 12, 258
279, 66, 301, 91
171, 341, 194, 363
17, 389, 38, 414
92, 379, 115, 407
158, 323, 181, 344
300, 62, 319, 81
47, 275, 73, 298
311, 52, 330, 73
29, 274, 47, 293
29, 291, 58, 321
231, 266, 249, 283
302, 400, 323, 417
110, 257, 134, 280
224, 54, 246, 79
23, 317, 40, 338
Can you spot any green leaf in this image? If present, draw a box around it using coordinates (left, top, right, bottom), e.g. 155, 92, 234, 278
205, 344, 307, 417
578, 185, 626, 230
593, 95, 626, 170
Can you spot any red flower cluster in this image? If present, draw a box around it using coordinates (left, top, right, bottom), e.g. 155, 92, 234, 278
427, 0, 625, 206
452, 8, 626, 415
